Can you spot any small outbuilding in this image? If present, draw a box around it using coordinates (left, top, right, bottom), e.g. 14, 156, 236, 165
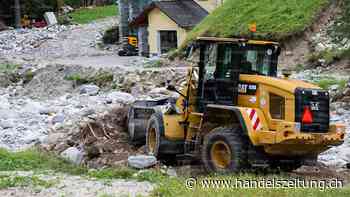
130, 0, 209, 56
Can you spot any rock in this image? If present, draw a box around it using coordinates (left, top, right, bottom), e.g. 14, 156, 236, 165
107, 91, 135, 104
52, 114, 65, 124
330, 84, 339, 92
0, 120, 14, 129
60, 147, 84, 165
0, 73, 11, 87
285, 51, 293, 56
316, 43, 326, 52
54, 142, 70, 153
80, 85, 100, 96
166, 168, 177, 177
44, 12, 58, 26
113, 160, 128, 167
61, 5, 74, 14
39, 107, 56, 115
128, 155, 157, 169
343, 88, 350, 97
42, 132, 67, 144
82, 108, 95, 116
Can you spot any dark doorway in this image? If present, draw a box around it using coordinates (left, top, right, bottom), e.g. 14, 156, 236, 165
159, 30, 177, 54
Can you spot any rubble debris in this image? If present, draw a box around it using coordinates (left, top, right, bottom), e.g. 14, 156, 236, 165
0, 25, 70, 55
69, 106, 142, 168
333, 79, 350, 102
128, 155, 157, 169
0, 73, 11, 87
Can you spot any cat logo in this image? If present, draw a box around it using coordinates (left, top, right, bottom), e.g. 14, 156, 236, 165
238, 83, 258, 95
310, 102, 320, 111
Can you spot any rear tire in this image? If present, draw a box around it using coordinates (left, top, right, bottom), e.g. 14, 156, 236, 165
201, 127, 248, 173
127, 107, 137, 143
127, 106, 146, 145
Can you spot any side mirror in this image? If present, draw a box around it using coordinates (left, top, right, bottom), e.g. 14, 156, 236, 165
282, 69, 292, 78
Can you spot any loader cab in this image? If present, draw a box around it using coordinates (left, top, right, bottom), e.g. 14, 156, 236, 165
195, 37, 280, 112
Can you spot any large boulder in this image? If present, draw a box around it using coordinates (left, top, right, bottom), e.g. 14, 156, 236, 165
60, 147, 84, 165
80, 85, 100, 96
107, 91, 135, 104
128, 155, 157, 169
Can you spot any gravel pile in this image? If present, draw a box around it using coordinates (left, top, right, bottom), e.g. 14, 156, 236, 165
0, 84, 135, 150
0, 25, 71, 55
319, 102, 350, 168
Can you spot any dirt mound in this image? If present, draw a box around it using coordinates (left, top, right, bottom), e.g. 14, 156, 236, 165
77, 106, 143, 168
21, 64, 75, 99
21, 64, 102, 99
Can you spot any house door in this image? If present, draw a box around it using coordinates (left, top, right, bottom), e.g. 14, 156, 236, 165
159, 30, 177, 54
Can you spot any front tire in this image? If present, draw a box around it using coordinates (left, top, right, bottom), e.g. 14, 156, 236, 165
145, 113, 164, 158
201, 127, 247, 173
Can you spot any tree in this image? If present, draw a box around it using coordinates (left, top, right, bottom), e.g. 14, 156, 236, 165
14, 0, 21, 28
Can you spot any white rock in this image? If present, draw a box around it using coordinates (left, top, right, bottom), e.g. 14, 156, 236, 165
166, 168, 177, 177
0, 120, 14, 129
52, 114, 65, 124
60, 147, 84, 165
107, 91, 135, 104
128, 155, 157, 169
80, 85, 100, 96
44, 12, 58, 26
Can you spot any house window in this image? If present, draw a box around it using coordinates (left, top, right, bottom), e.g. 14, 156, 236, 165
159, 31, 177, 54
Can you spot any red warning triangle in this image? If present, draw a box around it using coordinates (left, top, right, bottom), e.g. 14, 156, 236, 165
302, 106, 313, 124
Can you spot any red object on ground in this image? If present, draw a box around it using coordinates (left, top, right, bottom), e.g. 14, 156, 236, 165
33, 20, 47, 28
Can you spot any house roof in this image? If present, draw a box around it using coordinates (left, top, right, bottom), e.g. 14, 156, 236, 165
130, 0, 209, 29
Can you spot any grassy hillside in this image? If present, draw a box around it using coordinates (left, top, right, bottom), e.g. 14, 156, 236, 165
69, 5, 118, 24
186, 0, 329, 43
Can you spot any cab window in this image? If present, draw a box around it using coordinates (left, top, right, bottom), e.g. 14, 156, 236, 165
241, 48, 275, 76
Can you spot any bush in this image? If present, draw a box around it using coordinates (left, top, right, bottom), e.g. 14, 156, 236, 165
307, 50, 343, 65
316, 78, 347, 90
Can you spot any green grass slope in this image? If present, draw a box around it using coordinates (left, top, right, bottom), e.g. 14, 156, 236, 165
69, 5, 118, 24
186, 0, 329, 43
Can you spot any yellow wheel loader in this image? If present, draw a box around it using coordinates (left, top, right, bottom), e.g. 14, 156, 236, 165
127, 37, 346, 172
